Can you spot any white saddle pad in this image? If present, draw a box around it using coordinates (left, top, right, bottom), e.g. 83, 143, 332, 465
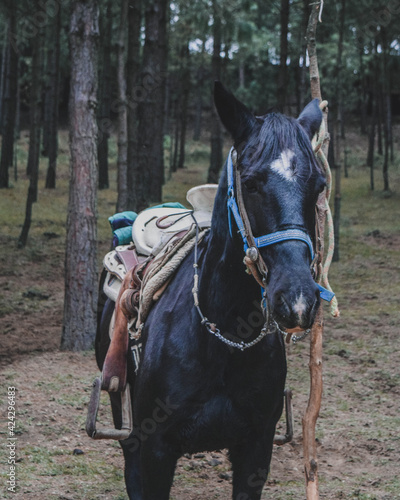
132, 184, 218, 256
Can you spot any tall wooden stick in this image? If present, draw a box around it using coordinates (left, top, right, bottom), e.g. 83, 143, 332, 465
303, 2, 329, 499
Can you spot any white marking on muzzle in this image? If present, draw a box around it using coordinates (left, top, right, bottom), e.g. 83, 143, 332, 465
270, 149, 296, 181
293, 292, 307, 320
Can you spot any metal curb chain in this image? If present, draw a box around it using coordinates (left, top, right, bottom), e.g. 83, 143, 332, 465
202, 319, 271, 352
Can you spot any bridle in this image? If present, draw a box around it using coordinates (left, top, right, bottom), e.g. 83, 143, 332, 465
227, 147, 315, 284
192, 148, 334, 350
227, 147, 334, 303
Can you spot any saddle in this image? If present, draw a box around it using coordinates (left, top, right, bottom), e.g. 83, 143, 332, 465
86, 185, 217, 440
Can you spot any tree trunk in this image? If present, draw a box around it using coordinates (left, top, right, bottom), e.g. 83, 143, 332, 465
0, 26, 8, 133
18, 25, 43, 248
171, 98, 180, 174
193, 37, 205, 141
382, 98, 390, 192
381, 28, 390, 193
126, 0, 142, 211
136, 0, 168, 208
61, 0, 99, 351
207, 0, 223, 184
116, 0, 129, 212
332, 0, 345, 263
14, 59, 20, 182
296, 0, 309, 115
0, 7, 18, 189
178, 42, 190, 170
358, 38, 367, 135
388, 94, 393, 164
377, 86, 383, 156
367, 92, 376, 191
45, 4, 61, 188
97, 0, 112, 190
277, 0, 289, 112
25, 24, 43, 184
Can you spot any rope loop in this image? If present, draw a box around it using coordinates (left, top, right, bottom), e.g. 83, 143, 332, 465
312, 101, 340, 318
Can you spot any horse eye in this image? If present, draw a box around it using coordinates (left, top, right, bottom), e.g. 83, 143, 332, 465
244, 179, 258, 193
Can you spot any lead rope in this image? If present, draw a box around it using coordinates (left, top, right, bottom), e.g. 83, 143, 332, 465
312, 101, 340, 318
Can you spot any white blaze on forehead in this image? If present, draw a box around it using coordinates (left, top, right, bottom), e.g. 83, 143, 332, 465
270, 149, 296, 181
293, 293, 307, 320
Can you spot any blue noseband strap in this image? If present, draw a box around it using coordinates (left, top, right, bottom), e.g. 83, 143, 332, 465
226, 148, 334, 302
255, 229, 314, 259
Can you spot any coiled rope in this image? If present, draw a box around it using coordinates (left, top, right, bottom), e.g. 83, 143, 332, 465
312, 100, 340, 318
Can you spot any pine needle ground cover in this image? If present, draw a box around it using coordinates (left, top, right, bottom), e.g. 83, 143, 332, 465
1, 129, 400, 499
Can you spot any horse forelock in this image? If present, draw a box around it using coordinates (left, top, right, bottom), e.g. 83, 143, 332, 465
239, 113, 320, 182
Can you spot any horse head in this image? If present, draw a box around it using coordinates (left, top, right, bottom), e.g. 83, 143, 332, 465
214, 82, 325, 332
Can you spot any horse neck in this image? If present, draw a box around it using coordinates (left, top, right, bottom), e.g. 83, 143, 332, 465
198, 166, 260, 325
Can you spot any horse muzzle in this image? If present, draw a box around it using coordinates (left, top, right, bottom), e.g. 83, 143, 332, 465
269, 281, 320, 331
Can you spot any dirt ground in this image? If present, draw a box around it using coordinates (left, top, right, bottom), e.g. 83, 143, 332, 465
1, 156, 400, 498
1, 229, 400, 500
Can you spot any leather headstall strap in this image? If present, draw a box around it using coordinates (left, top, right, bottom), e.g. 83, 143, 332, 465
232, 149, 268, 283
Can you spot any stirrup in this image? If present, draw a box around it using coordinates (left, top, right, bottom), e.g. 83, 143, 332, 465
86, 376, 133, 440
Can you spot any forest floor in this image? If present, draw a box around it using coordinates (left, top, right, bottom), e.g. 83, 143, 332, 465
1, 129, 400, 499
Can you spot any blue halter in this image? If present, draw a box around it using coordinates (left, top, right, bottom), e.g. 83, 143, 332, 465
226, 148, 334, 302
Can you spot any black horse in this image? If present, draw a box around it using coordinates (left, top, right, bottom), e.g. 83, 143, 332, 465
96, 82, 325, 499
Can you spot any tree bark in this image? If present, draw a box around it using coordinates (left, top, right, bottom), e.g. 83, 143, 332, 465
136, 0, 168, 209
207, 0, 223, 184
277, 0, 289, 112
97, 0, 112, 190
126, 0, 142, 211
0, 7, 18, 189
45, 4, 61, 188
61, 0, 99, 351
116, 0, 129, 212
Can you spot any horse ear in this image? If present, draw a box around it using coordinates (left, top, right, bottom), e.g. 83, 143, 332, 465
297, 99, 323, 140
214, 81, 256, 143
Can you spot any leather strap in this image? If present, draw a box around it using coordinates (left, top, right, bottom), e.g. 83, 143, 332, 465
233, 153, 268, 278
101, 269, 133, 392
